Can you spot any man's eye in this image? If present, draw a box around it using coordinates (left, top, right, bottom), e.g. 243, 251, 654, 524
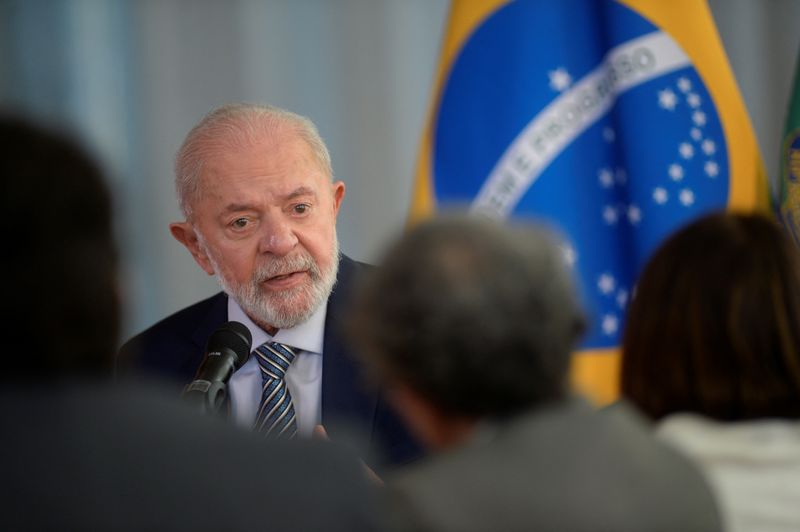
293, 204, 310, 214
232, 218, 249, 229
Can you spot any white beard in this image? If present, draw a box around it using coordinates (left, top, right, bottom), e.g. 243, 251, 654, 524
203, 235, 339, 330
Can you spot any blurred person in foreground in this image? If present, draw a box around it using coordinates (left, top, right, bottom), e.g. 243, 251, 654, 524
348, 215, 721, 532
0, 116, 378, 531
622, 212, 800, 532
119, 103, 418, 467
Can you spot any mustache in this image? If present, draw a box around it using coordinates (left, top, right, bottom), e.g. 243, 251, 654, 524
254, 253, 321, 282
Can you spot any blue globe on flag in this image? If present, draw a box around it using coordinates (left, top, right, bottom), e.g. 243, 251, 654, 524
430, 0, 730, 349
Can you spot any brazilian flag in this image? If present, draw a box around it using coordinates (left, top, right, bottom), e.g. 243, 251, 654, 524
412, 0, 768, 404
780, 50, 800, 245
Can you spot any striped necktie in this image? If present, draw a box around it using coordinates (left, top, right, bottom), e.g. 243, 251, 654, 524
253, 342, 298, 438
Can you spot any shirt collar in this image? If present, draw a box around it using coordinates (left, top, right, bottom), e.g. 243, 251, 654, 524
227, 296, 327, 354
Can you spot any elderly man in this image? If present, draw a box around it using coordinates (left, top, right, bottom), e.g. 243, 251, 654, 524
348, 216, 722, 532
120, 103, 418, 466
1, 116, 380, 531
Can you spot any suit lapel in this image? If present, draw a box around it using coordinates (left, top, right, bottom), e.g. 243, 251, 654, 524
186, 292, 229, 372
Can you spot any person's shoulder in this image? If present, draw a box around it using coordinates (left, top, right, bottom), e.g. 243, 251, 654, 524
389, 399, 722, 531
117, 292, 228, 378
338, 254, 372, 281
530, 398, 710, 481
329, 254, 371, 305
121, 291, 227, 349
0, 382, 381, 532
141, 292, 227, 335
589, 400, 723, 528
345, 255, 372, 270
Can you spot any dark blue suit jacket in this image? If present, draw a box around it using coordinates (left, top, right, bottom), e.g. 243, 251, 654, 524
118, 255, 421, 469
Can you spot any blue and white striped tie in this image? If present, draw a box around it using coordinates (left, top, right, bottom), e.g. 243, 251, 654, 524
253, 342, 298, 438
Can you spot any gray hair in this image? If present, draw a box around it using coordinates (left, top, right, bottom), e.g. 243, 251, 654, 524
175, 102, 333, 218
348, 214, 586, 418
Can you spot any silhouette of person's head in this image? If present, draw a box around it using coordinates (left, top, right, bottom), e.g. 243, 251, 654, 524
0, 116, 119, 380
622, 212, 800, 421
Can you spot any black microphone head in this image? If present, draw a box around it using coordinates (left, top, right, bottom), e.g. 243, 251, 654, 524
206, 321, 252, 369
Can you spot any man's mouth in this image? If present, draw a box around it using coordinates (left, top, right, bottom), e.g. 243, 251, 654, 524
269, 272, 297, 281
261, 270, 309, 289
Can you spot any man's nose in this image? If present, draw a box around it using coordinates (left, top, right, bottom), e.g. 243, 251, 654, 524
258, 218, 298, 256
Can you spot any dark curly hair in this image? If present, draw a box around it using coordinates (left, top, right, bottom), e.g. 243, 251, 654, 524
0, 116, 119, 379
621, 212, 800, 421
348, 215, 586, 418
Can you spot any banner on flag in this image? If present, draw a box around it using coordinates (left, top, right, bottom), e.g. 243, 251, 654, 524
412, 0, 768, 403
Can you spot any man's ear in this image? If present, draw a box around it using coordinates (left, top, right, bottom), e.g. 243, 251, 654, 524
331, 180, 345, 217
169, 222, 215, 276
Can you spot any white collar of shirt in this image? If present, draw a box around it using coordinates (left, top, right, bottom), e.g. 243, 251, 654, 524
227, 296, 327, 354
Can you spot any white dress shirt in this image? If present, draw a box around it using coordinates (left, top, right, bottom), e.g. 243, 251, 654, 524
227, 298, 325, 437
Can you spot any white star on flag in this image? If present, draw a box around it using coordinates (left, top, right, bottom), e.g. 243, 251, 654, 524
602, 314, 619, 336
602, 205, 618, 225
677, 77, 692, 93
548, 68, 572, 91
658, 88, 678, 110
627, 204, 642, 225
701, 139, 716, 155
679, 188, 695, 207
690, 128, 703, 141
704, 160, 719, 177
598, 273, 616, 295
560, 244, 577, 267
616, 289, 629, 309
668, 164, 684, 181
686, 93, 701, 108
692, 110, 707, 126
679, 142, 695, 159
653, 187, 669, 204
598, 168, 614, 188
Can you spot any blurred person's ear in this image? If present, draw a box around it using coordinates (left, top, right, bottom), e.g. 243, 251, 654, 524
388, 384, 475, 451
170, 222, 215, 276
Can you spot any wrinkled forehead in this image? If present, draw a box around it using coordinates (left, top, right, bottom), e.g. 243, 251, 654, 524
192, 132, 331, 203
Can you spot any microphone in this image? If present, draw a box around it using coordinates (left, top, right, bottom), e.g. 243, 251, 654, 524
182, 321, 252, 414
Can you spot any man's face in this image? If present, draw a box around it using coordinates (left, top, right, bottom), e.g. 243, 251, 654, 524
173, 132, 345, 331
